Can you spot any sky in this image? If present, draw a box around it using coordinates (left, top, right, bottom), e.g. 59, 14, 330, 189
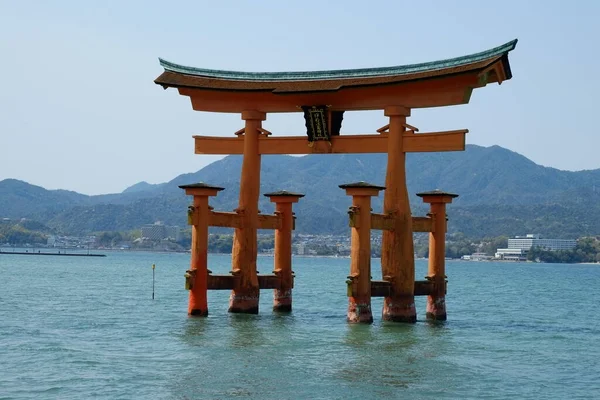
0, 1, 599, 195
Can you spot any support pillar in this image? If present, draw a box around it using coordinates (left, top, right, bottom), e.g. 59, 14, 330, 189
381, 106, 417, 323
264, 191, 305, 312
179, 182, 224, 316
417, 190, 459, 321
340, 181, 385, 324
230, 110, 267, 314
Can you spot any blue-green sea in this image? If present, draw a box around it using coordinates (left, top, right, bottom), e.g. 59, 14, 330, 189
1, 251, 599, 399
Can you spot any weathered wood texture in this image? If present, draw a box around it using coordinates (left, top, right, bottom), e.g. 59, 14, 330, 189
229, 113, 265, 313
381, 107, 416, 322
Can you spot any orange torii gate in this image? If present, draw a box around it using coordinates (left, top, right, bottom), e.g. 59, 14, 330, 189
155, 40, 517, 323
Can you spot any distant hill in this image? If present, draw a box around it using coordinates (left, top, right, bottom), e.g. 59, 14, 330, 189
0, 179, 91, 220
122, 181, 164, 194
2, 145, 600, 238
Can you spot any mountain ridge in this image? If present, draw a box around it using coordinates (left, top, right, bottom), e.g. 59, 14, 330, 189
2, 145, 600, 238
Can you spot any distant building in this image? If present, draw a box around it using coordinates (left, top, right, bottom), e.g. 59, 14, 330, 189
462, 252, 493, 261
495, 248, 528, 261
508, 234, 576, 252
47, 235, 56, 246
495, 233, 576, 261
295, 243, 306, 255
166, 225, 181, 241
141, 222, 181, 241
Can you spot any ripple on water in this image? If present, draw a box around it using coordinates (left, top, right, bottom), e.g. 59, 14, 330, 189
1, 255, 600, 399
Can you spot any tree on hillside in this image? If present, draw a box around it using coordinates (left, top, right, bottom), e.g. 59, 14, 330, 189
96, 231, 123, 247
479, 236, 508, 255
527, 237, 600, 263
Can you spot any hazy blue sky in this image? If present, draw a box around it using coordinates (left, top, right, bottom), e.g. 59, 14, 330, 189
1, 1, 598, 195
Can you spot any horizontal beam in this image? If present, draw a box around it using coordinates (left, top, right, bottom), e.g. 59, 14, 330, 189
259, 134, 389, 154
181, 73, 481, 113
369, 214, 433, 232
207, 274, 238, 290
371, 213, 394, 230
208, 211, 281, 230
194, 130, 467, 155
414, 280, 436, 296
195, 136, 244, 155
402, 130, 467, 152
257, 274, 282, 289
412, 216, 433, 232
370, 280, 437, 297
371, 280, 393, 297
209, 211, 242, 228
207, 274, 282, 290
257, 214, 282, 230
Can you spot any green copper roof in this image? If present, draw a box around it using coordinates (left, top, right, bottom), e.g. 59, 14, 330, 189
159, 39, 517, 82
339, 181, 386, 190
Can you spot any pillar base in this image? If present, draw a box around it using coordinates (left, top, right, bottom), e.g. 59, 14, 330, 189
382, 296, 417, 323
188, 308, 208, 317
426, 296, 447, 321
188, 291, 208, 317
273, 289, 292, 312
228, 290, 259, 314
347, 298, 373, 324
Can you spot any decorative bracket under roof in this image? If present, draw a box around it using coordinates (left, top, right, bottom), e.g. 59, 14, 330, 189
233, 127, 272, 136
376, 123, 419, 134
478, 60, 508, 85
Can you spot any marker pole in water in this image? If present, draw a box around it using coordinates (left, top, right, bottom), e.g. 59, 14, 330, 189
152, 264, 156, 300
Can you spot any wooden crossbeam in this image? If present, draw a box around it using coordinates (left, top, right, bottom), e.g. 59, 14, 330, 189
207, 274, 281, 290
371, 213, 394, 230
209, 211, 242, 228
257, 214, 281, 230
194, 130, 467, 155
403, 131, 466, 152
414, 280, 436, 296
369, 280, 436, 297
257, 274, 282, 289
371, 280, 393, 297
208, 211, 281, 229
207, 274, 238, 289
195, 136, 244, 154
412, 216, 433, 232
369, 214, 433, 232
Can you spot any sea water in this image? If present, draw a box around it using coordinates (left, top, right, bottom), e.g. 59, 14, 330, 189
1, 252, 599, 399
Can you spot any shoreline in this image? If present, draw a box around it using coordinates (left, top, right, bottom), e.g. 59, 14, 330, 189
0, 250, 106, 257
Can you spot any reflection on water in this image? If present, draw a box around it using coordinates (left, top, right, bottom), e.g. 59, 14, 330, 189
335, 323, 424, 391
181, 316, 210, 345
228, 314, 268, 349
344, 323, 377, 346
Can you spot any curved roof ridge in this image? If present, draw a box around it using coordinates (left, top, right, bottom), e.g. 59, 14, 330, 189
159, 39, 517, 82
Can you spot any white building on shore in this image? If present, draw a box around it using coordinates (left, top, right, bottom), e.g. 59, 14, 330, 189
507, 234, 576, 251
141, 222, 181, 241
495, 234, 577, 261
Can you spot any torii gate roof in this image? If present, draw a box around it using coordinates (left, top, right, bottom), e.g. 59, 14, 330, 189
155, 39, 517, 113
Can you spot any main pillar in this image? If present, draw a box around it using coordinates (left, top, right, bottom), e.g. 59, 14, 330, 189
340, 181, 385, 324
381, 106, 417, 322
179, 182, 224, 316
229, 110, 266, 314
264, 191, 304, 312
417, 190, 458, 321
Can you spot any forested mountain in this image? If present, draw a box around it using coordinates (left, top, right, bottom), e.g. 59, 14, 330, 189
2, 145, 600, 238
